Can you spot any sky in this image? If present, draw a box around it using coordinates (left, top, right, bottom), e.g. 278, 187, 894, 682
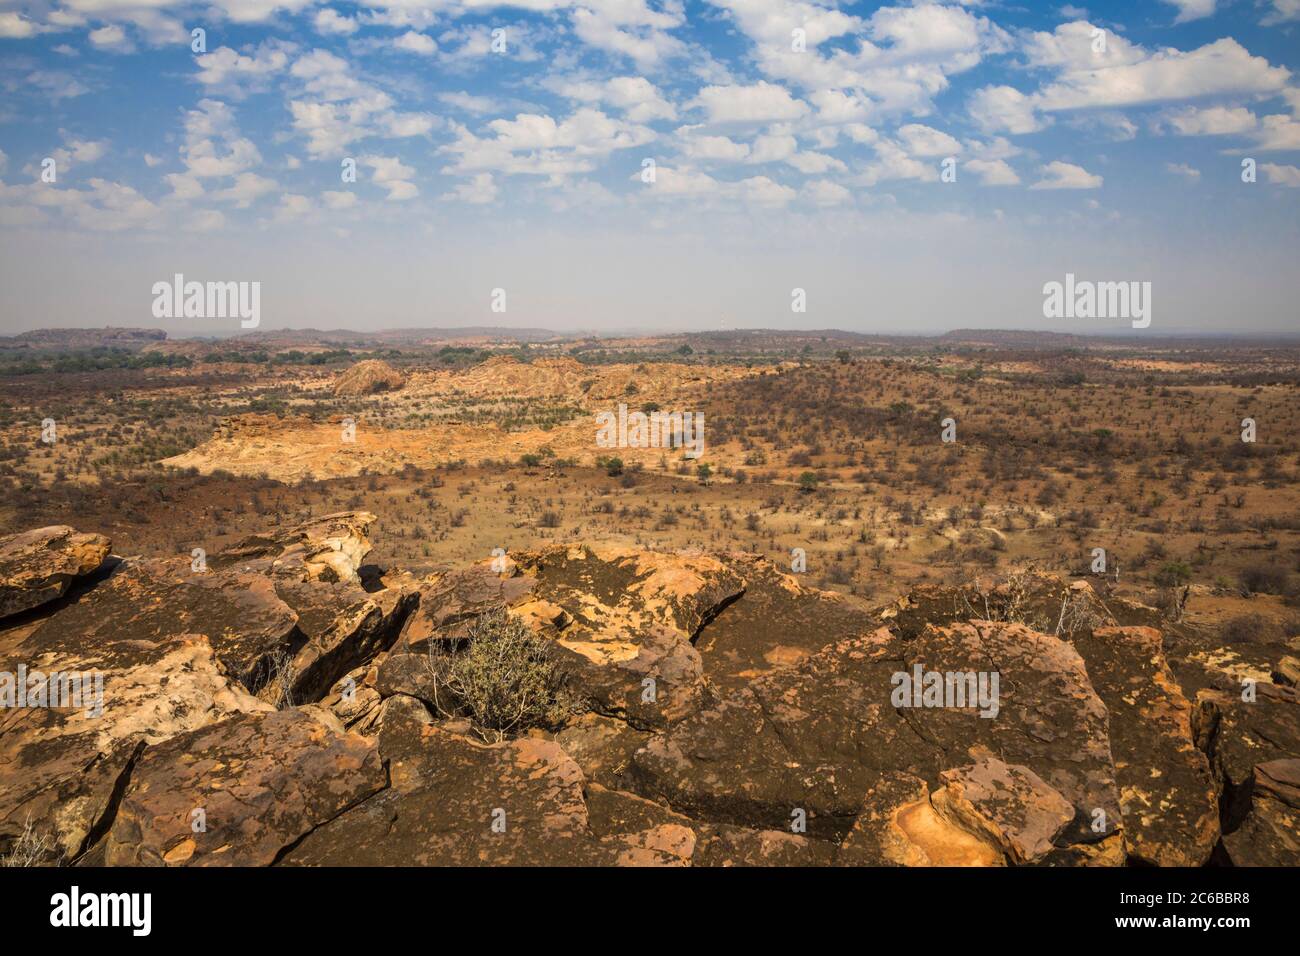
0, 0, 1298, 337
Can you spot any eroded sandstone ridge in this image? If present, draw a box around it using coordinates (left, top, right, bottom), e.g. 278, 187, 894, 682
0, 519, 1295, 866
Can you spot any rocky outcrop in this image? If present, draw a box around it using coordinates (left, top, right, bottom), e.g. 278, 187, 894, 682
1070, 626, 1219, 866
104, 708, 385, 866
333, 359, 406, 397
1194, 680, 1300, 865
3, 520, 1293, 867
631, 620, 1120, 857
0, 635, 273, 861
0, 526, 111, 619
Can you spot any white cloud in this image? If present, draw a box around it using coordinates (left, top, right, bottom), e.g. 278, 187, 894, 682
0, 12, 53, 38
441, 172, 498, 204
977, 24, 1290, 135
965, 158, 1020, 185
48, 133, 108, 171
88, 24, 134, 53
1262, 0, 1300, 26
1163, 105, 1258, 135
1261, 162, 1300, 186
184, 209, 226, 232
1030, 160, 1103, 189
897, 124, 962, 157
313, 9, 358, 36
180, 99, 261, 179
1251, 114, 1300, 151
969, 86, 1044, 135
1164, 0, 1215, 24
551, 75, 677, 123
322, 190, 358, 209
210, 172, 278, 206
692, 81, 809, 125
800, 179, 851, 207
1034, 33, 1290, 111
194, 43, 292, 96
441, 108, 655, 179
361, 154, 418, 200
1165, 162, 1201, 181
393, 31, 436, 55
438, 91, 503, 115
287, 50, 435, 156
272, 192, 313, 222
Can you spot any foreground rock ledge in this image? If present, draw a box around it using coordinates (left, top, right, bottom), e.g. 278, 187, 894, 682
0, 519, 1295, 867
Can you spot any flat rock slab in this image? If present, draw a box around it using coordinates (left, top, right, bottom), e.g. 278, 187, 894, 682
0, 634, 274, 862
1070, 626, 1219, 866
281, 719, 688, 866
105, 708, 384, 866
397, 567, 536, 650
632, 621, 1119, 854
0, 526, 111, 620
695, 554, 877, 693
14, 557, 299, 688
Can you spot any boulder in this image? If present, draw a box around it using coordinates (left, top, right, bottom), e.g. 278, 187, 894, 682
0, 636, 273, 862
1070, 626, 1219, 866
104, 708, 385, 866
0, 526, 110, 620
632, 621, 1120, 858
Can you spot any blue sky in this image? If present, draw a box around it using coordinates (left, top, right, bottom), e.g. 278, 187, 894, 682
0, 0, 1297, 335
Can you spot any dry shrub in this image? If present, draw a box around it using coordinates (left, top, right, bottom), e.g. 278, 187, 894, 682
427, 609, 578, 742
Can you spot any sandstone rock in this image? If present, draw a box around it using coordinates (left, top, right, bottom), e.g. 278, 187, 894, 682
632, 621, 1120, 857
0, 526, 111, 620
839, 773, 1004, 867
554, 713, 650, 790
0, 636, 272, 861
14, 557, 299, 689
1195, 680, 1300, 863
511, 545, 745, 727
931, 758, 1075, 865
333, 359, 405, 397
212, 511, 376, 585
396, 566, 535, 650
280, 723, 685, 865
695, 553, 877, 693
104, 708, 385, 866
1070, 626, 1219, 866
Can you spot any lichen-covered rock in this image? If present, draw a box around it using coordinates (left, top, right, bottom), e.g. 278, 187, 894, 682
0, 526, 111, 620
632, 621, 1120, 859
1070, 626, 1219, 866
104, 708, 385, 866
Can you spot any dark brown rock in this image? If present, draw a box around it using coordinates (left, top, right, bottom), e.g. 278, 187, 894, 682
0, 526, 111, 620
1070, 626, 1219, 866
632, 621, 1120, 856
104, 708, 385, 866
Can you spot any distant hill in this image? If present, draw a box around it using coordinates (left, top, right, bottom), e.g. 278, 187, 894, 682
0, 328, 167, 351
